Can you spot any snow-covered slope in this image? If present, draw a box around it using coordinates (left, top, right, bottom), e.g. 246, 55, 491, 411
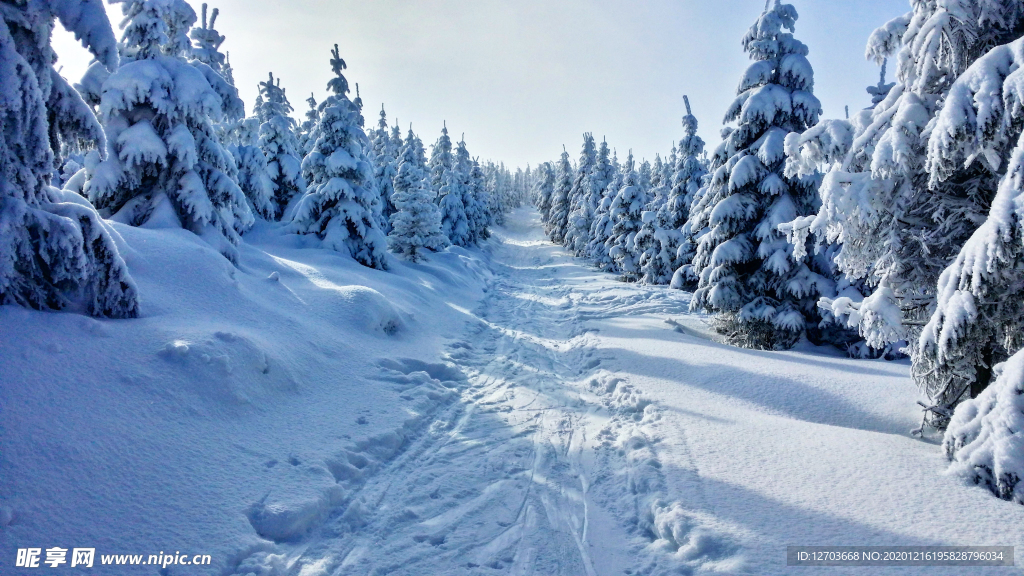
0, 221, 490, 573
3, 208, 1023, 575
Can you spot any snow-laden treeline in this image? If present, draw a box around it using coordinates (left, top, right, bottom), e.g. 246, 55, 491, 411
534, 0, 1024, 506
1, 0, 528, 315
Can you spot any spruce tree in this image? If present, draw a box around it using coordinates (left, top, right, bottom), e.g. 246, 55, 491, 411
637, 159, 653, 197
784, 1, 1024, 417
230, 117, 275, 219
648, 154, 667, 210
690, 1, 829, 350
668, 96, 709, 290
465, 158, 492, 244
189, 4, 225, 71
258, 73, 304, 219
607, 153, 647, 280
291, 45, 388, 270
486, 163, 507, 226
369, 106, 397, 232
636, 152, 674, 284
390, 123, 403, 154
439, 137, 472, 247
943, 349, 1024, 505
410, 129, 429, 177
428, 124, 454, 200
916, 37, 1024, 428
588, 148, 621, 270
1, 0, 138, 318
297, 92, 319, 158
546, 148, 573, 243
564, 134, 597, 256
388, 128, 448, 261
533, 162, 555, 224
86, 0, 253, 262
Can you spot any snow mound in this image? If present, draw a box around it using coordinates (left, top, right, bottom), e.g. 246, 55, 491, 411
158, 331, 295, 406
944, 350, 1024, 504
246, 479, 346, 543
332, 285, 405, 335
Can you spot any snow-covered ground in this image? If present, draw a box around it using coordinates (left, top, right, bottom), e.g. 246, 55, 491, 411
3, 208, 1023, 575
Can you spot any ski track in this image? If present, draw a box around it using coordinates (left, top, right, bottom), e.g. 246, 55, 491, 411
232, 211, 746, 576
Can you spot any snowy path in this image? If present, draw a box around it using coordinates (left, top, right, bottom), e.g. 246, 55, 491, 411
233, 208, 1024, 576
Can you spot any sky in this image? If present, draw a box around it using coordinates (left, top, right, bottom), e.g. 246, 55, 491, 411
52, 0, 908, 170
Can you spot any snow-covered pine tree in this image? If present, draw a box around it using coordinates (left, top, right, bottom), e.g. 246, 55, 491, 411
222, 51, 234, 86
291, 45, 387, 270
369, 105, 397, 233
486, 162, 507, 226
648, 154, 667, 210
428, 124, 454, 201
943, 348, 1024, 505
564, 133, 597, 256
635, 152, 675, 284
690, 1, 830, 350
668, 96, 709, 289
588, 147, 621, 270
465, 158, 492, 244
865, 58, 895, 108
410, 129, 429, 178
1, 0, 139, 318
189, 5, 273, 221
546, 148, 573, 243
258, 72, 304, 219
590, 139, 615, 211
916, 36, 1024, 428
390, 122, 403, 155
439, 137, 471, 247
664, 144, 677, 193
86, 0, 253, 261
297, 92, 319, 158
633, 211, 665, 284
638, 159, 653, 198
230, 117, 275, 219
189, 3, 224, 71
783, 1, 1024, 417
533, 162, 555, 223
607, 153, 647, 281
187, 3, 246, 189
388, 128, 448, 261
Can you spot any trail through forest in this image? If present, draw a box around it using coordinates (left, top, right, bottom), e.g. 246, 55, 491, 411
233, 208, 1023, 576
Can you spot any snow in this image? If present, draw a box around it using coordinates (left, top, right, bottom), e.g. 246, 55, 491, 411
4, 206, 1021, 575
945, 349, 1024, 505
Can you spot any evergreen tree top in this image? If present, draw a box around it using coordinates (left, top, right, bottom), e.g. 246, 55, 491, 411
725, 1, 819, 150
328, 43, 349, 96
741, 0, 806, 61
189, 3, 225, 71
431, 124, 453, 165
258, 72, 293, 121
305, 92, 318, 122
117, 0, 196, 62
679, 95, 705, 156
578, 133, 597, 167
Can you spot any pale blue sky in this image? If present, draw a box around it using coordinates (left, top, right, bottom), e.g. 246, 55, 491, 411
53, 0, 907, 169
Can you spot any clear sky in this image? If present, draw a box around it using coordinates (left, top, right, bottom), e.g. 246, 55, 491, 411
53, 0, 907, 170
